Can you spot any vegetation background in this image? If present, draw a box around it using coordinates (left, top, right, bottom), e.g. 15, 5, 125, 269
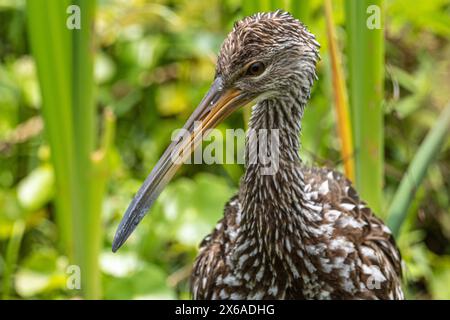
0, 0, 449, 299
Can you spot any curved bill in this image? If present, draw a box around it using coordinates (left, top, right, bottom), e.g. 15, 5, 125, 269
112, 77, 251, 252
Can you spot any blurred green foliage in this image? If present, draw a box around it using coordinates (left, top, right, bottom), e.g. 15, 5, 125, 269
0, 0, 449, 299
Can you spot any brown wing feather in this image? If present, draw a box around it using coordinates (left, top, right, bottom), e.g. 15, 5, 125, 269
302, 166, 403, 299
192, 167, 403, 300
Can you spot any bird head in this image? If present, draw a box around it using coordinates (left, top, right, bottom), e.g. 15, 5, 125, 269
216, 10, 320, 100
112, 10, 320, 252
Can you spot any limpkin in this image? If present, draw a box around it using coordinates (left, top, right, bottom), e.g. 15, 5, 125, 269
113, 11, 404, 300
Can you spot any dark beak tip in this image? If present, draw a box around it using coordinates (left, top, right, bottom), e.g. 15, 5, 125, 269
111, 242, 119, 253
111, 239, 120, 253
111, 230, 125, 253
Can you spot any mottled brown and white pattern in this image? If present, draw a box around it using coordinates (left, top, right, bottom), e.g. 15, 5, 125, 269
190, 11, 403, 300
112, 10, 404, 300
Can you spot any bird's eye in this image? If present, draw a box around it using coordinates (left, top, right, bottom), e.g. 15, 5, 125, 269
246, 62, 265, 76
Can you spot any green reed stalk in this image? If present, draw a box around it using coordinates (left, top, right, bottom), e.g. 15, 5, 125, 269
345, 0, 384, 215
26, 0, 109, 299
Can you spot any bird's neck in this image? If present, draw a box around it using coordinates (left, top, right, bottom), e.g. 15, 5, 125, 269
241, 89, 308, 205
238, 88, 322, 251
245, 94, 304, 165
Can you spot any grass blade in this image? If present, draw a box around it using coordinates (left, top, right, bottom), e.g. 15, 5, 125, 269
387, 104, 450, 236
2, 220, 25, 300
26, 0, 74, 256
324, 0, 355, 182
71, 0, 102, 299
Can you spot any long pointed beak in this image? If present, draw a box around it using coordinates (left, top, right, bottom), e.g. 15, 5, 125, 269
112, 77, 251, 252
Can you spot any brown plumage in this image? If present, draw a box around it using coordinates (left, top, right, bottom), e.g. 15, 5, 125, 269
113, 10, 404, 300
192, 166, 403, 299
